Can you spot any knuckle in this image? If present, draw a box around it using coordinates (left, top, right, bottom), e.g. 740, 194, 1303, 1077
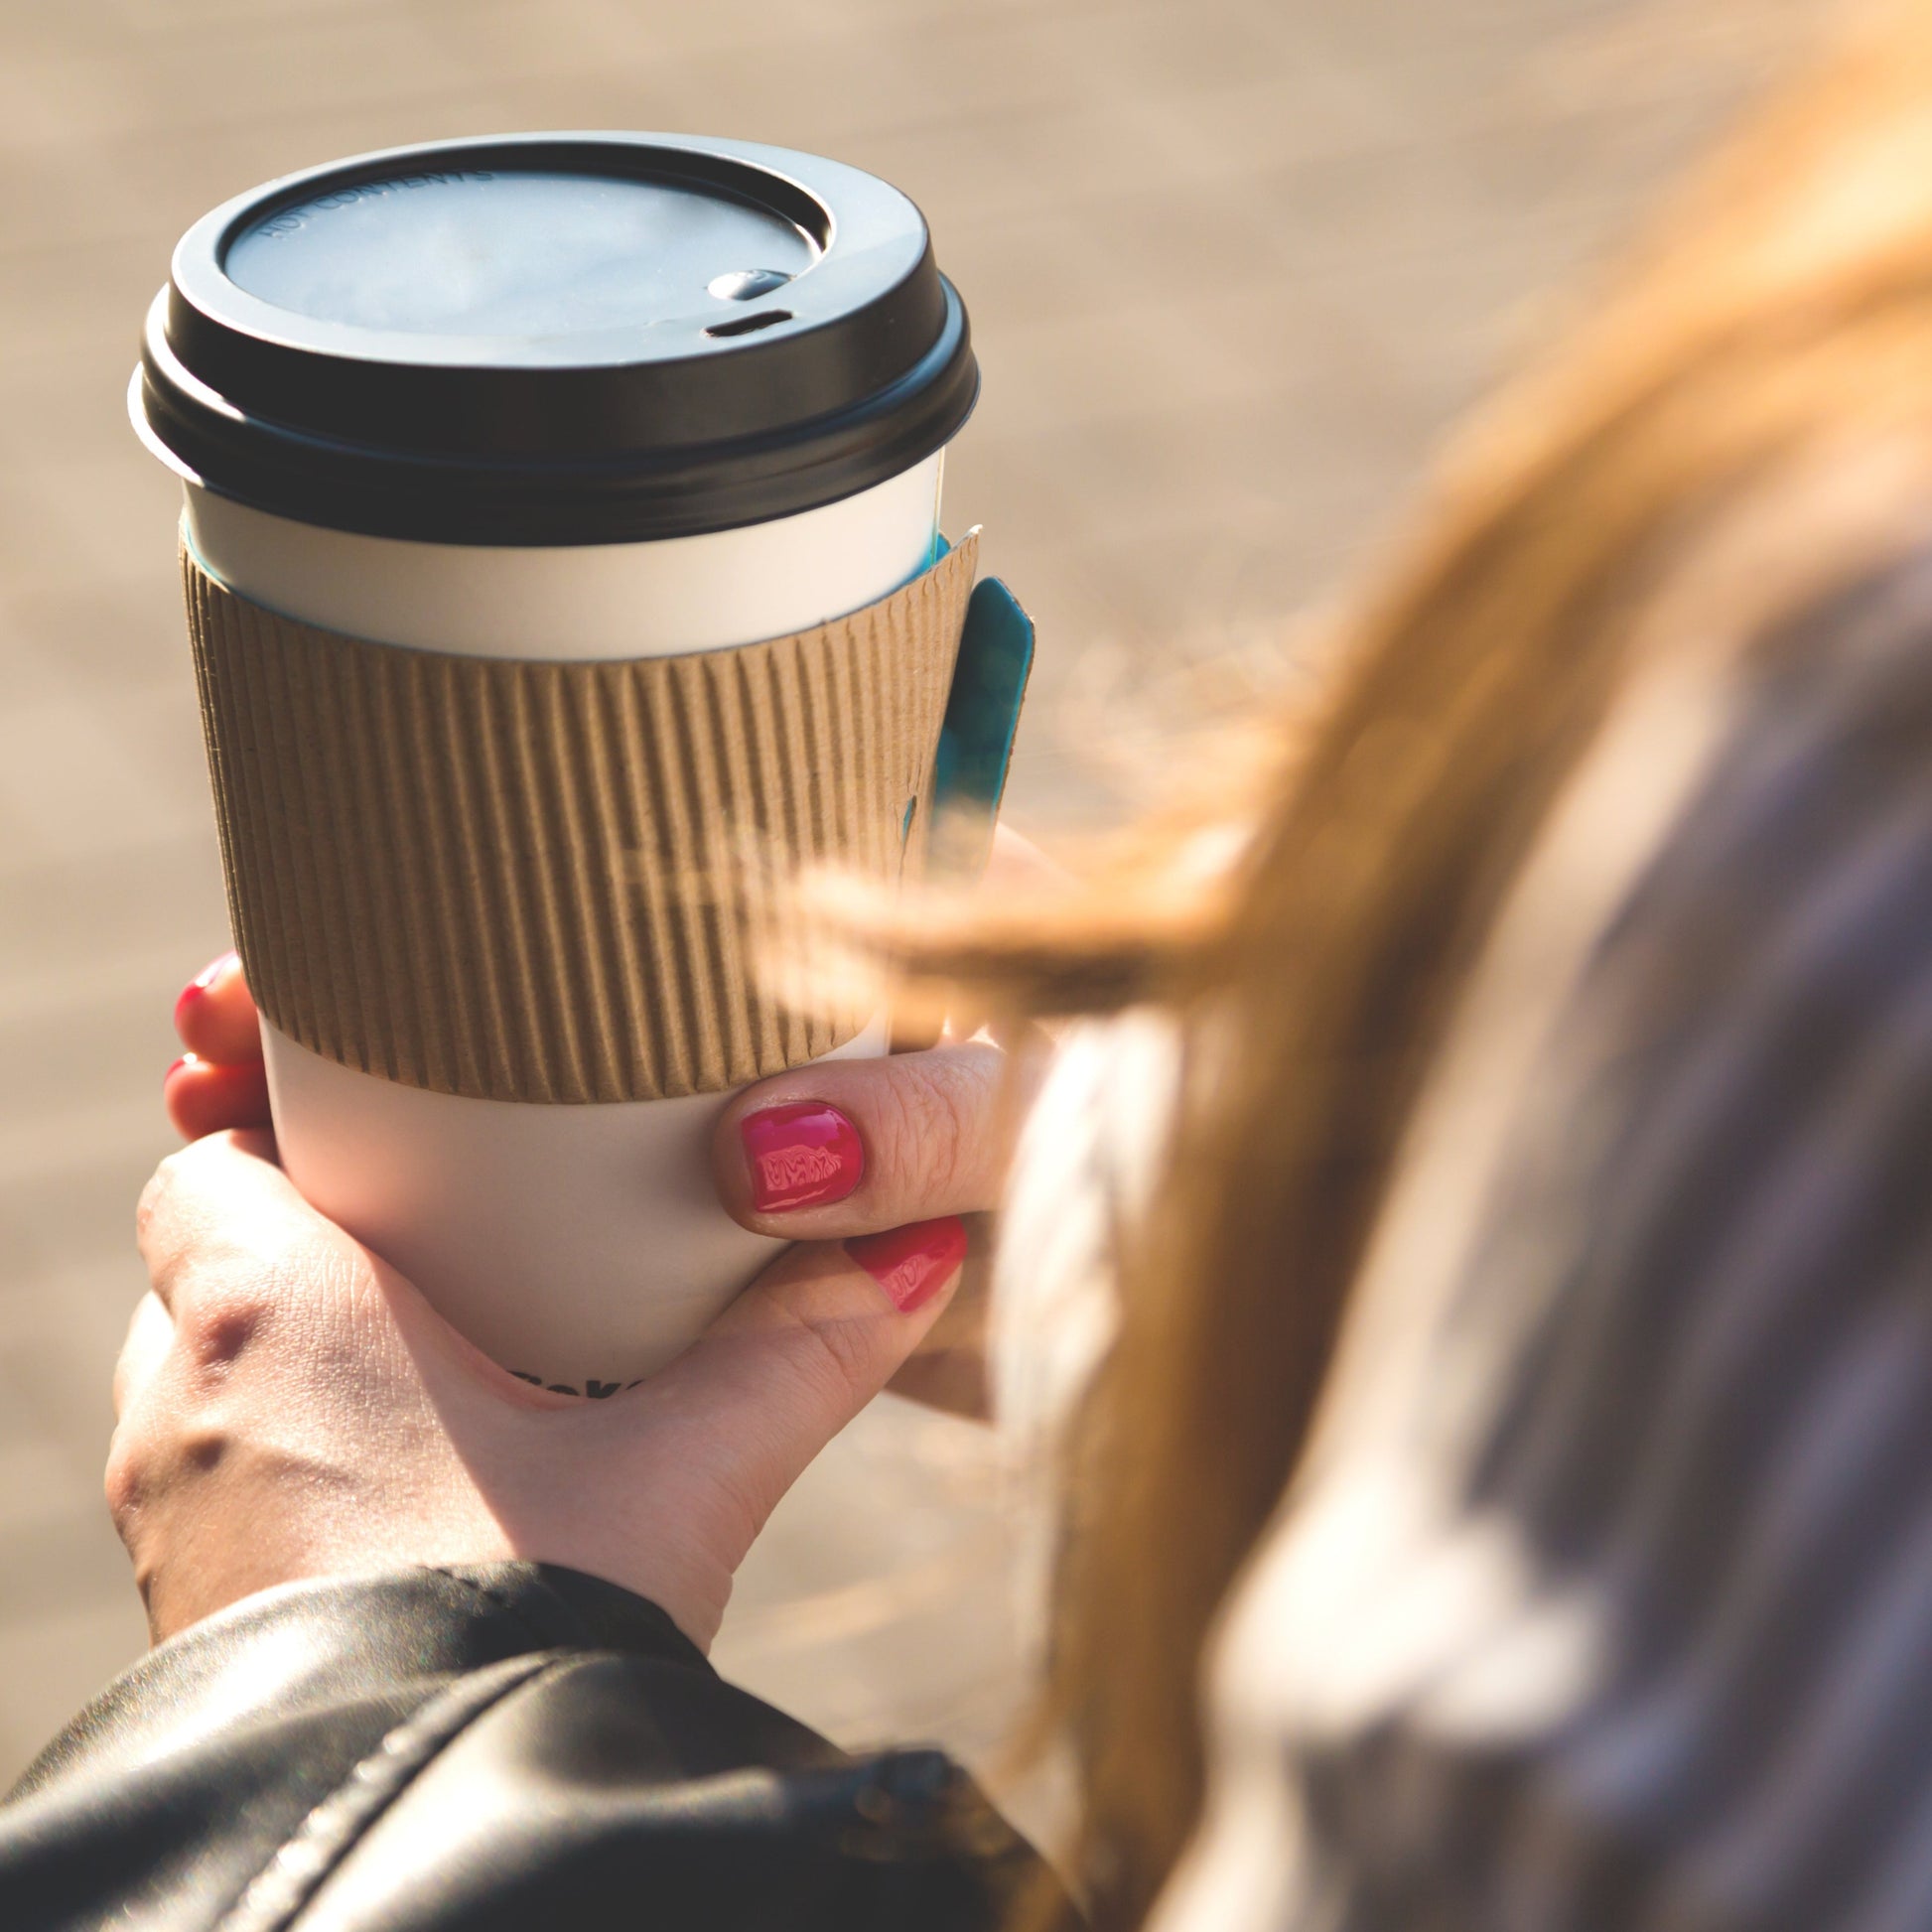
181, 1295, 267, 1373
131, 1553, 162, 1620
787, 1306, 885, 1430
801, 1308, 877, 1399
873, 1081, 946, 1197
135, 1154, 182, 1249
179, 1423, 229, 1473
104, 1407, 231, 1537
102, 1436, 144, 1526
862, 1081, 925, 1194
136, 1143, 231, 1293
877, 1056, 982, 1202
169, 1227, 336, 1371
766, 1297, 880, 1415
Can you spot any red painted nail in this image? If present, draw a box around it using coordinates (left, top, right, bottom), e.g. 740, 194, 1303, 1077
741, 1101, 865, 1212
173, 952, 235, 1038
172, 982, 204, 1035
845, 1217, 968, 1313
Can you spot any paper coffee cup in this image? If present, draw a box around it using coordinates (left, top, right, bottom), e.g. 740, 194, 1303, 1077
133, 134, 981, 1390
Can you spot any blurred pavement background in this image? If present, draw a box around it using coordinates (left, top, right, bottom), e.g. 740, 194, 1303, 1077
0, 0, 1819, 1785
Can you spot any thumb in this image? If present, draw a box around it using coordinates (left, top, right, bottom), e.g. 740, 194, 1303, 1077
647, 1217, 969, 1538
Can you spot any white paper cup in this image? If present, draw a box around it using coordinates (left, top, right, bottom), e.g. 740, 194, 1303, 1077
182, 455, 939, 1385
138, 135, 978, 1388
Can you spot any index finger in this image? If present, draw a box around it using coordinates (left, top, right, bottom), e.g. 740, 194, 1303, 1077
174, 951, 264, 1066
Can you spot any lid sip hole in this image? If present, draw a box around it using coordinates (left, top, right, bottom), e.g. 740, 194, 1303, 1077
704, 309, 792, 339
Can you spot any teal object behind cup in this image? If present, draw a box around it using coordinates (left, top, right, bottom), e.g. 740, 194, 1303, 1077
931, 556, 1035, 875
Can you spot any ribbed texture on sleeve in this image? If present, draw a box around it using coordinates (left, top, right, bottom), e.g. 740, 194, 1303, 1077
181, 536, 975, 1104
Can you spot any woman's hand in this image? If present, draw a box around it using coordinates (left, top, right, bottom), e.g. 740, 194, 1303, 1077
115, 1130, 963, 1650
128, 833, 1050, 1644
165, 829, 1057, 1413
166, 957, 1026, 1418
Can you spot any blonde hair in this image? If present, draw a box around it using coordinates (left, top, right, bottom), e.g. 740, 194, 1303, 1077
884, 6, 1932, 1923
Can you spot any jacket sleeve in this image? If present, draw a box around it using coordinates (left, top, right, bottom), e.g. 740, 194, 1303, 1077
0, 1563, 1054, 1932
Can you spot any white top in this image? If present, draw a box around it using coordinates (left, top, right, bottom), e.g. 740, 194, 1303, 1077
993, 545, 1932, 1926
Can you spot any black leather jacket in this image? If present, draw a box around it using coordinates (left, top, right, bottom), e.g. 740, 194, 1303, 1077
0, 1564, 1054, 1930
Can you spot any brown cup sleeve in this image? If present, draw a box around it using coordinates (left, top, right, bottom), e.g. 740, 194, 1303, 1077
183, 533, 980, 1104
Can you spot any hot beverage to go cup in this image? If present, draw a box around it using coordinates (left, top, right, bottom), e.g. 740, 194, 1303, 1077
132, 134, 1003, 1394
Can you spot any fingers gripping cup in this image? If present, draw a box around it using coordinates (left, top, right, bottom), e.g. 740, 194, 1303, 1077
133, 135, 982, 1393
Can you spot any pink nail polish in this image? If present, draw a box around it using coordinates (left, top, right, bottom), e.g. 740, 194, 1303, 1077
845, 1218, 968, 1312
173, 953, 234, 1035
741, 1101, 865, 1212
173, 982, 205, 1035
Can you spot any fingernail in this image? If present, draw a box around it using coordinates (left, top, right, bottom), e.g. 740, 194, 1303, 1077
173, 953, 234, 1034
173, 981, 206, 1035
846, 1217, 968, 1313
741, 1101, 865, 1212
164, 1052, 197, 1085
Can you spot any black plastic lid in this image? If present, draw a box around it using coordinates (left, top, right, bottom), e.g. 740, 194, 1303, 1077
132, 133, 978, 544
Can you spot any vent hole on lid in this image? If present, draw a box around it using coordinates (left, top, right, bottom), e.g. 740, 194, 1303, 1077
709, 268, 795, 301
704, 309, 792, 340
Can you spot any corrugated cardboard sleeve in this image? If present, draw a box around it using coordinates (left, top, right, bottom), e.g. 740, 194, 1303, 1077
183, 534, 978, 1104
